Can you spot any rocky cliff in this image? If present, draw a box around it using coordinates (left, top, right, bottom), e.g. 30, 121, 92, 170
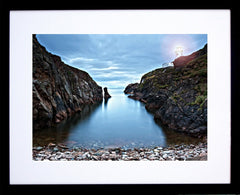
33, 35, 103, 129
124, 44, 207, 137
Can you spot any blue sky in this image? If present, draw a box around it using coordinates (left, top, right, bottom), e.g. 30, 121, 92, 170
36, 34, 207, 89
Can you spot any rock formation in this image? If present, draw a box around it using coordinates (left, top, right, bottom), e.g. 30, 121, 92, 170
103, 87, 111, 99
33, 35, 103, 129
123, 83, 139, 94
124, 44, 207, 137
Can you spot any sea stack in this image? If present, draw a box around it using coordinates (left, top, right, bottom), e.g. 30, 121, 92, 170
104, 87, 111, 99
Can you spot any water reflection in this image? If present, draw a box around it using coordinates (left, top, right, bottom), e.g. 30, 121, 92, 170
33, 102, 102, 147
104, 97, 110, 108
33, 89, 202, 149
154, 119, 204, 145
143, 105, 203, 145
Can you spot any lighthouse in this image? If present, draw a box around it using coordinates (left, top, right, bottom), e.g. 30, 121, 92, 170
175, 46, 183, 58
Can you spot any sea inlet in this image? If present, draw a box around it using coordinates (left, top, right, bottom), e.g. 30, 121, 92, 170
33, 89, 202, 150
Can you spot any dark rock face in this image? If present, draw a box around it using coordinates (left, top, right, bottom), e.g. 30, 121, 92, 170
103, 87, 111, 99
123, 83, 139, 94
124, 44, 207, 137
33, 35, 103, 129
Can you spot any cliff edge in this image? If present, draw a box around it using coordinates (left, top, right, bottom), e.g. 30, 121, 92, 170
124, 44, 207, 137
33, 35, 103, 129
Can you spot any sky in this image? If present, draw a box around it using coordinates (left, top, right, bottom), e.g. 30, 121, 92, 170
36, 34, 207, 89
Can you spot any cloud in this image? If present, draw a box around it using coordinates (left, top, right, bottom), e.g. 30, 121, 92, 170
89, 66, 119, 71
97, 80, 134, 89
91, 70, 138, 81
68, 57, 95, 63
36, 34, 207, 89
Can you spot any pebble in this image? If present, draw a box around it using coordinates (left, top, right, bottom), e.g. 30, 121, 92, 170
32, 142, 207, 161
34, 146, 43, 151
162, 154, 168, 159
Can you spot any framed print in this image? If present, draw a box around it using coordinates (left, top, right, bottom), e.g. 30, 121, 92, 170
9, 9, 231, 184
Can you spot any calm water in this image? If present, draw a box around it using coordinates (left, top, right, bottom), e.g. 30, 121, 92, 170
33, 89, 202, 149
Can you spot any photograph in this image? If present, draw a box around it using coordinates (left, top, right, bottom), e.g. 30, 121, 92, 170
32, 34, 208, 161
9, 10, 231, 185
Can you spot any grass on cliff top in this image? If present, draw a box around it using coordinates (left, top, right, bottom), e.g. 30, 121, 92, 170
138, 54, 207, 98
141, 54, 207, 83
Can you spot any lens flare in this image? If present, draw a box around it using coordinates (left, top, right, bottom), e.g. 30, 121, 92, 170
175, 46, 183, 58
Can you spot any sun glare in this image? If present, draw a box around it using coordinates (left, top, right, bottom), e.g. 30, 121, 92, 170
175, 46, 184, 58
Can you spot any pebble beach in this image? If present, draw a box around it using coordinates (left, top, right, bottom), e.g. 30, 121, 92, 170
33, 142, 207, 161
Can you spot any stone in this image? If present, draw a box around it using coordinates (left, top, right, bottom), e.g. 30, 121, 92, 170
141, 158, 149, 161
35, 146, 43, 151
53, 147, 59, 152
50, 157, 55, 161
66, 155, 74, 159
162, 154, 168, 159
163, 150, 172, 154
154, 152, 160, 157
92, 156, 99, 160
145, 151, 153, 155
103, 87, 111, 99
58, 144, 69, 149
148, 154, 157, 160
76, 156, 83, 160
48, 143, 56, 147
109, 153, 117, 159
32, 142, 207, 161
